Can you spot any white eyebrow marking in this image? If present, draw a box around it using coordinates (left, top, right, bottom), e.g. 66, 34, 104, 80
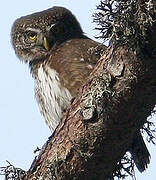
26, 27, 41, 33
46, 23, 56, 31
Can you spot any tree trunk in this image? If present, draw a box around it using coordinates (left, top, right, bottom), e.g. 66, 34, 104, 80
23, 41, 156, 180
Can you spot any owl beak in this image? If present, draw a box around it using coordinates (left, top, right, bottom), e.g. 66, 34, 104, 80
43, 37, 50, 51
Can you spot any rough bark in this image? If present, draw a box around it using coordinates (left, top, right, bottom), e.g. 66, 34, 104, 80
23, 34, 156, 180
20, 1, 156, 179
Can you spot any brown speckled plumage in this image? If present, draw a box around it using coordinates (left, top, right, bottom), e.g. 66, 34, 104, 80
32, 38, 101, 97
11, 6, 105, 131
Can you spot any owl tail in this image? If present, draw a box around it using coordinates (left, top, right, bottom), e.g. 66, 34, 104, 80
129, 131, 150, 173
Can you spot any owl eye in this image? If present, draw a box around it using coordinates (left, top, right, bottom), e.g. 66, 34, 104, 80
27, 32, 37, 40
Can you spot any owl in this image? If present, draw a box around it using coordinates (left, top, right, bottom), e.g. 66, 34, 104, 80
11, 6, 103, 131
11, 6, 150, 172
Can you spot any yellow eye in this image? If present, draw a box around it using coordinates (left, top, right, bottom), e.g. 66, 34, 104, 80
28, 32, 37, 40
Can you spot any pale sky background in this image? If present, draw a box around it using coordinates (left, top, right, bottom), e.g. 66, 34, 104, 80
0, 0, 155, 180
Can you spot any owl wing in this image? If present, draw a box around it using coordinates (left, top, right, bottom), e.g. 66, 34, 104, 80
48, 37, 106, 97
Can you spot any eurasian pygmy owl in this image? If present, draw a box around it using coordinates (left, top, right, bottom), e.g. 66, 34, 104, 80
11, 6, 150, 172
11, 6, 104, 131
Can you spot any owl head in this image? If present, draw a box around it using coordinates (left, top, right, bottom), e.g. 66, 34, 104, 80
11, 6, 83, 62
